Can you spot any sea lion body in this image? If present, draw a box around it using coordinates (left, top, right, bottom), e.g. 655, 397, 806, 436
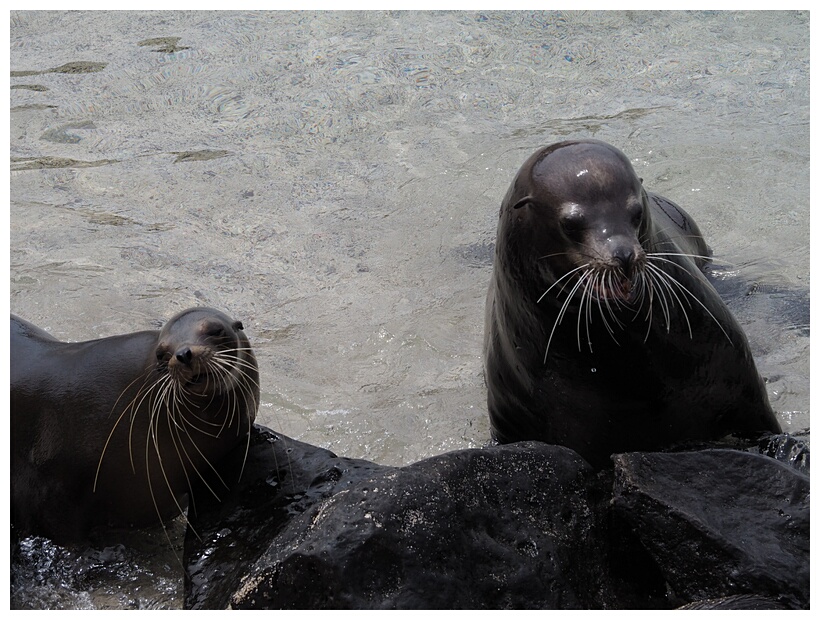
484, 140, 780, 468
11, 307, 259, 542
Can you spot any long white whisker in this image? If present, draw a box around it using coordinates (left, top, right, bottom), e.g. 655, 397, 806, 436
645, 263, 692, 338
544, 269, 591, 363
645, 260, 732, 344
537, 263, 590, 304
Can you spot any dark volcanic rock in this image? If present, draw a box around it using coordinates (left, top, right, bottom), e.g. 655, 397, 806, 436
612, 450, 810, 609
185, 425, 618, 609
230, 440, 612, 609
184, 427, 809, 610
184, 426, 385, 609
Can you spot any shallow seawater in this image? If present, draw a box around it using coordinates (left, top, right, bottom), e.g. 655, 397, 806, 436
11, 522, 186, 610
9, 10, 809, 609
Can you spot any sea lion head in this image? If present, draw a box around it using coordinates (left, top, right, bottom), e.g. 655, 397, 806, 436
504, 139, 649, 306
155, 307, 253, 398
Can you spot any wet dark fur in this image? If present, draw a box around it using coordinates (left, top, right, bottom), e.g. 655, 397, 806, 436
11, 307, 259, 542
484, 140, 781, 468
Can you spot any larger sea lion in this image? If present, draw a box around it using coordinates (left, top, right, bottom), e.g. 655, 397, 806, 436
484, 139, 781, 468
11, 307, 259, 542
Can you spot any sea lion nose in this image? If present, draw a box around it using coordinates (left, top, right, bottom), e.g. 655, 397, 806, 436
610, 244, 635, 277
612, 247, 635, 272
175, 347, 193, 364
606, 234, 643, 276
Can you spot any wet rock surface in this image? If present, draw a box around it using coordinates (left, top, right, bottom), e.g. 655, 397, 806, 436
184, 426, 809, 609
612, 450, 809, 610
183, 427, 387, 609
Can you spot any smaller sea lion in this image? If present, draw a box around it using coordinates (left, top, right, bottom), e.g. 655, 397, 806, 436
484, 139, 781, 468
11, 307, 259, 543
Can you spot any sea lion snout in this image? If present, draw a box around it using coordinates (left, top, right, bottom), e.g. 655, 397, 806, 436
175, 346, 194, 364
168, 344, 212, 376
606, 236, 645, 277
611, 245, 635, 271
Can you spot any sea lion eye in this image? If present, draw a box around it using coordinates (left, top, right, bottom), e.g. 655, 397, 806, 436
204, 324, 226, 338
628, 203, 644, 228
560, 211, 586, 238
156, 348, 171, 364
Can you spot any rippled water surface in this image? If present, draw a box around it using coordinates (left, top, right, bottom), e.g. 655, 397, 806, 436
9, 10, 809, 609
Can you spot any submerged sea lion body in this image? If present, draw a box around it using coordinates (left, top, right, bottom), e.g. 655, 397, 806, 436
11, 307, 259, 542
484, 140, 780, 468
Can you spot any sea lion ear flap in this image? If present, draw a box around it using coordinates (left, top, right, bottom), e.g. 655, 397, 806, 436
513, 196, 533, 209
232, 321, 244, 331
